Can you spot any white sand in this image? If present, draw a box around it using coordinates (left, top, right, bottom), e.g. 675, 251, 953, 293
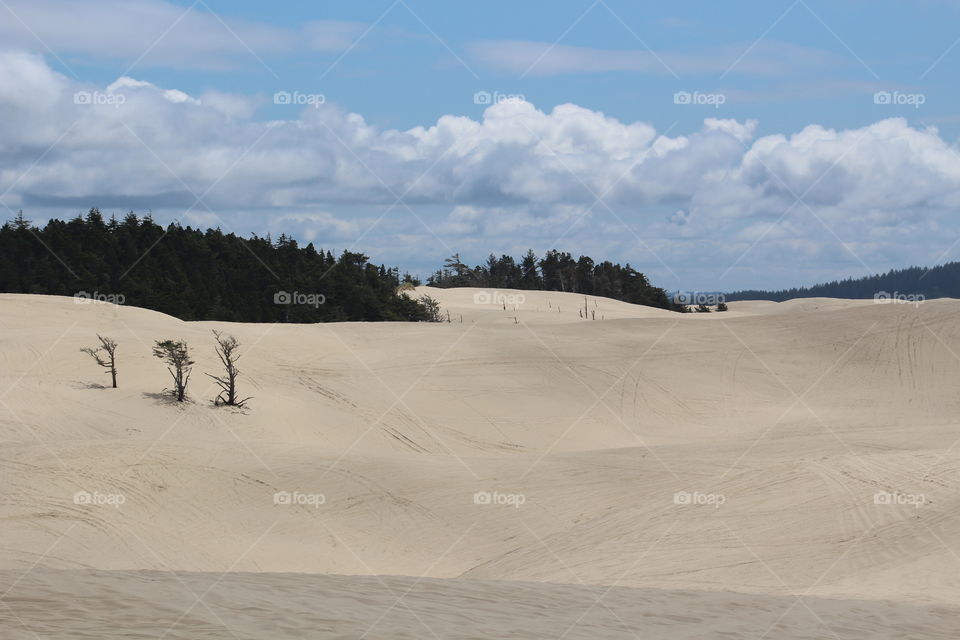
3, 569, 958, 639
2, 288, 959, 637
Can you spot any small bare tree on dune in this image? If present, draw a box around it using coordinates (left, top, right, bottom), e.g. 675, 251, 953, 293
206, 330, 252, 408
152, 339, 193, 402
81, 335, 118, 388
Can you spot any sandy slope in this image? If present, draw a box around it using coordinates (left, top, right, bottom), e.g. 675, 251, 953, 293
3, 570, 958, 640
2, 288, 960, 637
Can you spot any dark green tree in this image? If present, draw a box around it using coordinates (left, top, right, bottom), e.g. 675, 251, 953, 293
0, 212, 432, 323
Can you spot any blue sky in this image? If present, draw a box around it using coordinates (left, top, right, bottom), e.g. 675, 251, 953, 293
55, 0, 960, 135
2, 0, 960, 291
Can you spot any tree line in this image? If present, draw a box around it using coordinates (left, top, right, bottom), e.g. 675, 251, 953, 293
426, 251, 680, 311
1, 210, 429, 322
1, 210, 681, 319
725, 262, 960, 302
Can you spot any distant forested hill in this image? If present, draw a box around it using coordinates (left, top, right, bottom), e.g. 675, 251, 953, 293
427, 251, 679, 311
0, 210, 429, 322
0, 210, 682, 320
726, 263, 960, 302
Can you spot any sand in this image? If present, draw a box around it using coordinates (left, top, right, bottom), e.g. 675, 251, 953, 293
4, 570, 958, 639
2, 287, 959, 637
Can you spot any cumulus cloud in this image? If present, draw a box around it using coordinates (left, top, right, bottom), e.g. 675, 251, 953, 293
2, 51, 959, 289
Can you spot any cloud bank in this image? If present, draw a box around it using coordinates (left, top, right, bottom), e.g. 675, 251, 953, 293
1, 50, 958, 288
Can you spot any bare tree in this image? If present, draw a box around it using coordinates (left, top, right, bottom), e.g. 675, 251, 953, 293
81, 335, 118, 388
152, 339, 193, 402
206, 330, 252, 407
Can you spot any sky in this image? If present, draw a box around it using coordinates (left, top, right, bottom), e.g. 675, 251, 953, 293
1, 0, 960, 291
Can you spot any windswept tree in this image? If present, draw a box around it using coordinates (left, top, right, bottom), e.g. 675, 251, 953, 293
206, 330, 252, 407
418, 294, 444, 322
152, 339, 193, 402
443, 253, 471, 280
81, 335, 118, 388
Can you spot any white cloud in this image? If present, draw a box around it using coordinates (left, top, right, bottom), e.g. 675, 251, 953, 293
270, 212, 361, 239
107, 77, 200, 105
2, 51, 960, 289
0, 0, 360, 69
467, 40, 841, 76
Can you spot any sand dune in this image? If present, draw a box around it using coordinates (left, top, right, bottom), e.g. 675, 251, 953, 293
2, 288, 960, 637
